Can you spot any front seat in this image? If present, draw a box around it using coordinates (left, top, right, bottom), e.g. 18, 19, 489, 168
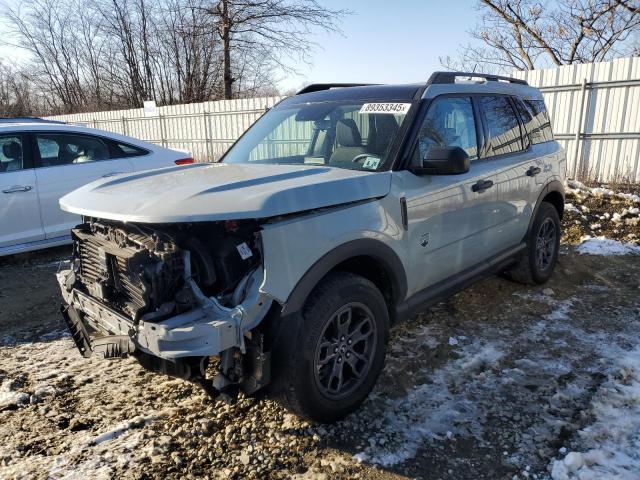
1, 141, 23, 172
367, 114, 399, 158
329, 119, 366, 163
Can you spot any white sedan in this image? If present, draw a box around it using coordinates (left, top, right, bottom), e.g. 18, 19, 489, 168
0, 119, 194, 256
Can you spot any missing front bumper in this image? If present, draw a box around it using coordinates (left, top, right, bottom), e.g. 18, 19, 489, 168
56, 267, 271, 360
61, 303, 136, 359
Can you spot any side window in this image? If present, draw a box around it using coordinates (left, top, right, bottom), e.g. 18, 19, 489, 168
0, 135, 24, 173
35, 133, 111, 167
413, 96, 478, 163
523, 99, 554, 144
478, 96, 524, 156
512, 98, 532, 149
111, 141, 149, 158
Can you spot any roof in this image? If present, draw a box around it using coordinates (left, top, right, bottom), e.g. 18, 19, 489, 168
280, 84, 424, 106
0, 122, 163, 150
0, 117, 65, 125
285, 71, 543, 105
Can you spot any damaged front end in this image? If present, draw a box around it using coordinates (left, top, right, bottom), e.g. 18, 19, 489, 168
57, 218, 273, 401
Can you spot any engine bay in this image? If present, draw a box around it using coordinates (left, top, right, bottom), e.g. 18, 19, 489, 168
70, 218, 262, 322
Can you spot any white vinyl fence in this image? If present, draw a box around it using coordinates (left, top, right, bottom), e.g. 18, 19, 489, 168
513, 57, 640, 182
47, 57, 640, 182
47, 96, 284, 161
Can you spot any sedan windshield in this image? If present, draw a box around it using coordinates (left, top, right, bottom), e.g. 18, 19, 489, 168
222, 100, 412, 171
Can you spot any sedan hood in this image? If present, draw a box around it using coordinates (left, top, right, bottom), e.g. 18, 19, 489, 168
60, 163, 392, 223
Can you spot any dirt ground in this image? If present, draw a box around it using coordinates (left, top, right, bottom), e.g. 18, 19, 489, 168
0, 191, 639, 480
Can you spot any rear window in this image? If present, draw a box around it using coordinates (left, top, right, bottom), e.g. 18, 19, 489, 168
478, 96, 524, 157
522, 99, 554, 144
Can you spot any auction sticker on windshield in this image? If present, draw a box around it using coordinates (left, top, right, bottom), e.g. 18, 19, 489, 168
362, 156, 381, 170
359, 103, 411, 114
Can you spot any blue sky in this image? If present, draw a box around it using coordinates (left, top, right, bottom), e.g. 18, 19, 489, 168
0, 0, 482, 92
277, 0, 480, 91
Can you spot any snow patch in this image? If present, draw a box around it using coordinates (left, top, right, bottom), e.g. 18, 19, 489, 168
93, 416, 151, 445
353, 342, 504, 466
576, 237, 640, 256
564, 203, 580, 214
545, 298, 575, 321
0, 390, 29, 410
550, 348, 640, 480
566, 180, 640, 204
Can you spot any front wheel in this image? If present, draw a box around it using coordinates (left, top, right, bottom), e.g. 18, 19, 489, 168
274, 272, 389, 423
507, 201, 561, 284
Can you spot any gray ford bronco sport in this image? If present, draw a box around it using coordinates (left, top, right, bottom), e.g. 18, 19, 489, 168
57, 72, 565, 422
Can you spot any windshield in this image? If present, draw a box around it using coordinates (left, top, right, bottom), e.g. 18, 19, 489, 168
222, 100, 412, 171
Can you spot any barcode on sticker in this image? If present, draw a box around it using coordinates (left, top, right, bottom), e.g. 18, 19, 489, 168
236, 242, 253, 260
359, 103, 411, 114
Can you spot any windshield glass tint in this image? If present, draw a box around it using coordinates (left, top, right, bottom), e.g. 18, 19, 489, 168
223, 101, 412, 171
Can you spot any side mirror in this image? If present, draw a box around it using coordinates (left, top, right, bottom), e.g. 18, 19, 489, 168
410, 146, 470, 175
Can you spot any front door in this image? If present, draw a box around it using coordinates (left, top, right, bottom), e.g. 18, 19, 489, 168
32, 132, 134, 239
400, 96, 501, 296
0, 133, 44, 248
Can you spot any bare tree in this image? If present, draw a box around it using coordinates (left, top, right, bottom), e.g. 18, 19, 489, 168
443, 0, 640, 72
158, 0, 224, 103
204, 0, 346, 99
0, 62, 38, 116
2, 0, 90, 112
0, 0, 346, 113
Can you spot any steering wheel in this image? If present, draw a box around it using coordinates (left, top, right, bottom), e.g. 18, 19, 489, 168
352, 153, 377, 163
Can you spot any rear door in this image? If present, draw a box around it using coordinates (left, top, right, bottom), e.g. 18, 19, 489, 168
32, 131, 134, 240
476, 95, 541, 248
401, 95, 502, 294
0, 133, 44, 248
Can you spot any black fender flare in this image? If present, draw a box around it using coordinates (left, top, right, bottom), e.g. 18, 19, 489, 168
526, 180, 565, 237
280, 238, 407, 316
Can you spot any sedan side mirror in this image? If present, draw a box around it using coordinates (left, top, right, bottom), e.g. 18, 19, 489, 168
410, 146, 470, 175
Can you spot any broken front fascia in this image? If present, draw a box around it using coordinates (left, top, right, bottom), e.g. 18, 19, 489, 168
57, 252, 272, 360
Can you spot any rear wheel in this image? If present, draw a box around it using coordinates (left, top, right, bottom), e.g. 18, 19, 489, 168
274, 272, 389, 423
507, 201, 561, 284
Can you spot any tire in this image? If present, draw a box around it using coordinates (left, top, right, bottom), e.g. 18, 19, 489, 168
274, 272, 389, 423
507, 201, 561, 285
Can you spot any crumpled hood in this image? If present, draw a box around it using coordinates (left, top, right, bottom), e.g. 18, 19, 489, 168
60, 163, 392, 223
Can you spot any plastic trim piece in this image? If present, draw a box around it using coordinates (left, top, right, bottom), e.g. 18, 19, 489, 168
427, 71, 528, 86
296, 83, 377, 95
280, 238, 407, 316
394, 243, 526, 323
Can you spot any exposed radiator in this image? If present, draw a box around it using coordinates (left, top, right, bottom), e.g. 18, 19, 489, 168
72, 224, 182, 320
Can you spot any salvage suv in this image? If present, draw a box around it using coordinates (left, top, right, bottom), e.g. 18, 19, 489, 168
57, 72, 565, 422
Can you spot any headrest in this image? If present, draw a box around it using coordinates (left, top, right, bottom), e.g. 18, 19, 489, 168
369, 115, 399, 155
2, 141, 22, 160
336, 119, 362, 147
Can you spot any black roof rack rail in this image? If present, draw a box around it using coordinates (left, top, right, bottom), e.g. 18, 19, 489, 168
427, 71, 528, 86
0, 117, 66, 124
296, 83, 377, 95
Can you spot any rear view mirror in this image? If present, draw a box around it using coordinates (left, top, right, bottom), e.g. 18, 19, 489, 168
411, 146, 470, 175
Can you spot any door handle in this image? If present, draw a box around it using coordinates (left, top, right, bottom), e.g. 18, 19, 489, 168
2, 185, 33, 194
471, 179, 494, 193
102, 172, 123, 178
526, 166, 542, 177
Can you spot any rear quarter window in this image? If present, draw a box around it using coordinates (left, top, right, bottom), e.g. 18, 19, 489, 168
522, 99, 554, 144
110, 141, 149, 158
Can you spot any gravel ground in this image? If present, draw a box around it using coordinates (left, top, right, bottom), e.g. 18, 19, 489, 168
1, 186, 639, 480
